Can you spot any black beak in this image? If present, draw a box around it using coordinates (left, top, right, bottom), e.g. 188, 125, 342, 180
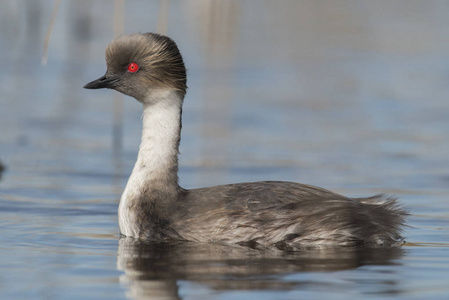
83, 74, 120, 89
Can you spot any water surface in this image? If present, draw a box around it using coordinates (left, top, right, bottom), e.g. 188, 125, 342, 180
1, 1, 449, 299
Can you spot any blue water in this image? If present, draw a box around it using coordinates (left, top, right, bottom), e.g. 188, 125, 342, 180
1, 1, 449, 299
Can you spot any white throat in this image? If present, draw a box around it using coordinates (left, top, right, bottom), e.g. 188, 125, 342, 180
118, 90, 183, 237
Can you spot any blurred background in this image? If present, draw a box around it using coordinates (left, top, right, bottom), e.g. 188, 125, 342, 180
1, 1, 449, 299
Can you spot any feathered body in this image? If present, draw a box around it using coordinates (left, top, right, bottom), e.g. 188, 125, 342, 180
84, 33, 407, 249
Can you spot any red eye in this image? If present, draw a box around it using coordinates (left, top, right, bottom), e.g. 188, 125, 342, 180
128, 62, 139, 73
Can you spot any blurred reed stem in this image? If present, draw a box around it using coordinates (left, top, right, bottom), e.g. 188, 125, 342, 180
41, 0, 60, 65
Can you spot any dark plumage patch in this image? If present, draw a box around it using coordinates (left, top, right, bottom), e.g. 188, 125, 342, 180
176, 181, 407, 249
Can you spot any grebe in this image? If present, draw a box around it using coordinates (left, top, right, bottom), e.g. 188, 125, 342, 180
84, 33, 406, 249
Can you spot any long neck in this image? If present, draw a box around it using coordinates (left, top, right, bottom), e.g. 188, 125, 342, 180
122, 90, 183, 203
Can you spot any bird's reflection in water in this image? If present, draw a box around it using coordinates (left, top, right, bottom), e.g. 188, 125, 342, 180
117, 237, 403, 299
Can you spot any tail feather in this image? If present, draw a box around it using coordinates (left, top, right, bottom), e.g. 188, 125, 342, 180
353, 194, 408, 246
